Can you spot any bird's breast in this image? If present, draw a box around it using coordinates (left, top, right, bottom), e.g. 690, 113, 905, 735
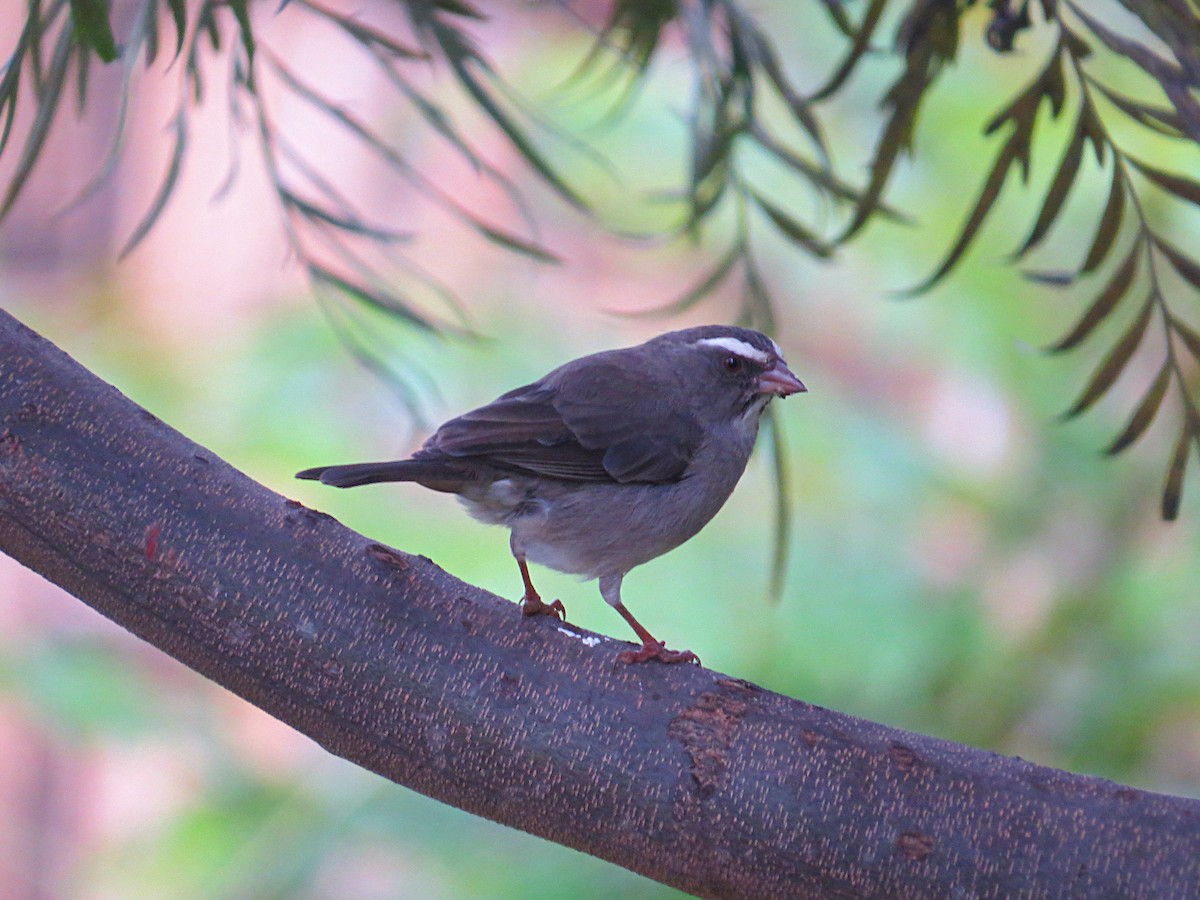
511, 432, 757, 581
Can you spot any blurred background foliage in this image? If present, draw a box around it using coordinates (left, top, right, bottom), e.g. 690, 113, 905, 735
2, 0, 1200, 897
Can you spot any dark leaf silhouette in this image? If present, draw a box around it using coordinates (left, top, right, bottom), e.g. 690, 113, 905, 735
1025, 270, 1076, 286
1130, 158, 1200, 208
1157, 239, 1200, 291
0, 18, 72, 219
166, 0, 187, 58
1162, 425, 1191, 520
309, 264, 437, 332
119, 110, 188, 258
1014, 110, 1090, 257
1090, 80, 1185, 137
69, 0, 118, 62
908, 139, 1022, 293
1105, 363, 1171, 455
984, 41, 1067, 139
811, 0, 887, 100
1172, 317, 1200, 360
841, 0, 962, 242
752, 191, 832, 258
764, 405, 791, 604
1051, 242, 1140, 352
228, 0, 255, 66
910, 36, 1079, 291
1081, 165, 1126, 273
1063, 296, 1153, 419
623, 245, 741, 318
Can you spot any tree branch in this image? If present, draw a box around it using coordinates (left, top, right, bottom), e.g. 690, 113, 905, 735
1, 307, 1198, 897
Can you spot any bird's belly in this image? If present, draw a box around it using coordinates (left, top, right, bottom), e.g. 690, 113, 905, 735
510, 477, 737, 581
456, 478, 537, 526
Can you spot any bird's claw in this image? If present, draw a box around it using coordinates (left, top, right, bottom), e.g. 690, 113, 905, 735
521, 594, 566, 620
618, 640, 700, 666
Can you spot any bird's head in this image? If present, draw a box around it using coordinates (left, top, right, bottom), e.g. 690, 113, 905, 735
652, 325, 806, 423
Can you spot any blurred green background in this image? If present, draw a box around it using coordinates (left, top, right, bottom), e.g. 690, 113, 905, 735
2, 2, 1199, 897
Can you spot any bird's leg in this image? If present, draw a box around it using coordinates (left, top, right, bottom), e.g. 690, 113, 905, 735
600, 575, 699, 665
512, 540, 565, 620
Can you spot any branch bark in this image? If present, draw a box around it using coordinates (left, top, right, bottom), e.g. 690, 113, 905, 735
1, 306, 1198, 898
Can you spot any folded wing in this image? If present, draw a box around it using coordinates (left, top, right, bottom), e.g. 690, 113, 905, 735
422, 360, 701, 484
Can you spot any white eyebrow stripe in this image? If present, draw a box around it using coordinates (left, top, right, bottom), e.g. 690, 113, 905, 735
697, 336, 772, 364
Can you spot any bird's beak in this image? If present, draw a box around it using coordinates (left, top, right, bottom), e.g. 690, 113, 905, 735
756, 360, 807, 397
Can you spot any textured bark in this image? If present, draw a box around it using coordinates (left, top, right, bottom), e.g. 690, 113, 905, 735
0, 305, 1198, 898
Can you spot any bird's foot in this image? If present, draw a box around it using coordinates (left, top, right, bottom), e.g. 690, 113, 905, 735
521, 594, 566, 620
618, 640, 700, 666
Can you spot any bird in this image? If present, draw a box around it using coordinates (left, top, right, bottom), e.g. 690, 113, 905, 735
296, 325, 805, 664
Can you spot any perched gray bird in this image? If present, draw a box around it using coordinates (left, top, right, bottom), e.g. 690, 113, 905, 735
297, 325, 805, 664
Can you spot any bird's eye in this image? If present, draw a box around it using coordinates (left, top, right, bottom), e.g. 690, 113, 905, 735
722, 355, 743, 373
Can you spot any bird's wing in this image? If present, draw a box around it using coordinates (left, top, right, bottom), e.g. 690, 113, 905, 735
424, 361, 702, 483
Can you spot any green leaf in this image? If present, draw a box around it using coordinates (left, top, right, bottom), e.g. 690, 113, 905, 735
1068, 2, 1188, 88
75, 37, 91, 112
308, 3, 428, 59
1062, 294, 1153, 419
1051, 240, 1140, 352
309, 263, 436, 332
739, 20, 827, 160
751, 191, 832, 257
1156, 238, 1200, 291
119, 110, 187, 258
446, 54, 585, 211
623, 245, 741, 318
228, 0, 255, 64
435, 0, 485, 19
1161, 425, 1191, 520
815, 0, 854, 37
690, 111, 738, 199
1171, 317, 1200, 360
316, 298, 427, 415
742, 259, 777, 334
984, 40, 1067, 136
70, 0, 118, 63
381, 66, 482, 170
583, 0, 675, 75
269, 51, 558, 263
166, 0, 187, 58
1081, 164, 1125, 273
685, 156, 731, 229
0, 22, 73, 219
199, 3, 221, 52
281, 190, 413, 244
750, 124, 910, 222
143, 0, 159, 66
1105, 363, 1170, 455
1089, 79, 1184, 137
0, 50, 22, 158
763, 405, 792, 604
470, 221, 560, 264
1024, 270, 1076, 286
906, 137, 1022, 293
65, 58, 135, 210
811, 0, 888, 101
1129, 157, 1200, 208
838, 0, 962, 242
1014, 113, 1086, 257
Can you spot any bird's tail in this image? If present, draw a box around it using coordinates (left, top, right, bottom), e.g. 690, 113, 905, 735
295, 460, 449, 488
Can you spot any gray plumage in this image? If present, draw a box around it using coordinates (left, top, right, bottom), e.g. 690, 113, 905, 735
297, 325, 805, 664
